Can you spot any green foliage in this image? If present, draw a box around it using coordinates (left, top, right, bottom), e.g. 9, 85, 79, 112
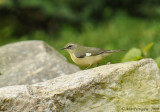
142, 42, 153, 57
0, 26, 14, 45
54, 14, 160, 65
0, 0, 159, 69
121, 42, 155, 62
1, 0, 106, 22
0, 12, 160, 68
1, 0, 160, 37
2, 0, 160, 20
121, 42, 160, 69
121, 48, 142, 62
155, 57, 160, 68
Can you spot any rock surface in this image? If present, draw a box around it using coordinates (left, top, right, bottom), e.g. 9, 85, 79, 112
0, 59, 160, 112
0, 41, 80, 87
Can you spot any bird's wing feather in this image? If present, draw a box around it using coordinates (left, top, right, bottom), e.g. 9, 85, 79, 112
75, 47, 105, 58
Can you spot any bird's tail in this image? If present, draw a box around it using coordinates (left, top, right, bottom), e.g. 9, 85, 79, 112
105, 50, 125, 53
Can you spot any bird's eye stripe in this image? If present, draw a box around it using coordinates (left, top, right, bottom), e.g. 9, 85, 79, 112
67, 45, 72, 49
68, 45, 72, 47
86, 53, 92, 56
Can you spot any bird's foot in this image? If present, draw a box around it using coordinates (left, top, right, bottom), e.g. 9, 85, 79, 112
85, 64, 92, 69
107, 62, 111, 65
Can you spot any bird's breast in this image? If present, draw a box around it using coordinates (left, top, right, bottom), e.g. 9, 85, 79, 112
69, 53, 106, 66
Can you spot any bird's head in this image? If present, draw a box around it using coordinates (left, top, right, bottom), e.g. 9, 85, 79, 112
61, 43, 79, 53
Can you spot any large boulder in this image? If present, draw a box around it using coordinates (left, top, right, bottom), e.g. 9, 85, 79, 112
0, 41, 80, 87
0, 58, 159, 112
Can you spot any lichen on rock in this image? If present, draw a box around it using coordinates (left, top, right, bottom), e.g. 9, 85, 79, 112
0, 57, 159, 112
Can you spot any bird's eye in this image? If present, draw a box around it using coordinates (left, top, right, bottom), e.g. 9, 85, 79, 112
68, 45, 72, 48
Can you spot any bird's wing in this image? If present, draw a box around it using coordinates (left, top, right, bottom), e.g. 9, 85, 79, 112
75, 47, 105, 58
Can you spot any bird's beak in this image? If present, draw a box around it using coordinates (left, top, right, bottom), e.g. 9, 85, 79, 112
60, 47, 66, 50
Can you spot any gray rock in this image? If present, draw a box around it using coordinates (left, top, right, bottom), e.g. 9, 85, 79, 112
0, 58, 159, 112
0, 41, 80, 87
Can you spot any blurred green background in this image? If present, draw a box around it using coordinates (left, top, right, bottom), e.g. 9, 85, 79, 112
0, 0, 160, 68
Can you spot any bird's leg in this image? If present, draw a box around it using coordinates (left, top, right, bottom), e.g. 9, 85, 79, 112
85, 64, 92, 69
97, 63, 100, 67
107, 62, 111, 65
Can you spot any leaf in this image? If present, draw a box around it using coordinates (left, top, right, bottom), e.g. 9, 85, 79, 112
155, 57, 160, 68
121, 48, 142, 62
142, 42, 154, 57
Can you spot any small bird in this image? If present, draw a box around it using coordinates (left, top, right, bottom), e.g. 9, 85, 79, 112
61, 43, 124, 69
